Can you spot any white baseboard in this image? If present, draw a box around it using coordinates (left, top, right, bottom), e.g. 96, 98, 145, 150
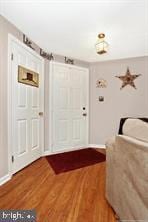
43, 151, 52, 156
0, 174, 11, 186
43, 144, 106, 156
89, 144, 106, 149
43, 146, 88, 156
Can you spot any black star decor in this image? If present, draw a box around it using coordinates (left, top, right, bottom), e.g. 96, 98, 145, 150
116, 67, 141, 89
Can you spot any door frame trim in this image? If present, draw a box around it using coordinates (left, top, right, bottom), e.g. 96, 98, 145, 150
8, 34, 44, 177
48, 61, 89, 154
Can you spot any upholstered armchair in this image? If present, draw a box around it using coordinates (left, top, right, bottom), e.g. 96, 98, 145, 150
106, 118, 148, 221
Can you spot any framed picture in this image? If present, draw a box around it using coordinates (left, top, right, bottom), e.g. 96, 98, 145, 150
96, 78, 107, 88
18, 65, 39, 87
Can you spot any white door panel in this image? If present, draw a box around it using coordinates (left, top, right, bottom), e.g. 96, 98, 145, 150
11, 40, 44, 174
17, 119, 28, 155
51, 62, 89, 152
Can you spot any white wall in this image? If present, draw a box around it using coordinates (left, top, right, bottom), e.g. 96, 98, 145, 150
89, 56, 148, 145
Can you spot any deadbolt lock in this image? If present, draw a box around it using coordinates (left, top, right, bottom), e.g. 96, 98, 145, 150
39, 112, 43, 116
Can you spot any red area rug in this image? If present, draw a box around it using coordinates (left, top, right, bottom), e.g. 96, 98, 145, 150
46, 148, 106, 174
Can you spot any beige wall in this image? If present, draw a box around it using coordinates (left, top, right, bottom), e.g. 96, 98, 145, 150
89, 56, 148, 145
0, 15, 88, 179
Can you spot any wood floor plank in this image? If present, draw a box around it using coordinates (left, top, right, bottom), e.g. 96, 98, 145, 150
0, 156, 115, 222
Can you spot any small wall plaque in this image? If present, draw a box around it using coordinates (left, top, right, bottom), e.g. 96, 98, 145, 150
18, 66, 39, 87
96, 79, 107, 88
98, 96, 104, 102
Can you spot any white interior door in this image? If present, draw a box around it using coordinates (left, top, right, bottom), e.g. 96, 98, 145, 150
10, 38, 44, 174
50, 62, 89, 152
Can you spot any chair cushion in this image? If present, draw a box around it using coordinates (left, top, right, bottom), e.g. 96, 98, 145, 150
123, 118, 148, 143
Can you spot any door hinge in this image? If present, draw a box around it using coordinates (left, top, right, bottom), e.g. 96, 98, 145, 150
12, 155, 14, 163
11, 53, 14, 61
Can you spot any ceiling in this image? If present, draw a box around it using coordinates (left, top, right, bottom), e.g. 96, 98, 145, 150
0, 0, 148, 62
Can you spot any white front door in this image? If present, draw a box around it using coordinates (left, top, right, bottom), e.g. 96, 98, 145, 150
50, 62, 89, 152
10, 38, 44, 174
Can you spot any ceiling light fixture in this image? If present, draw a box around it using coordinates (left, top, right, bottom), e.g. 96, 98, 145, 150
95, 33, 108, 55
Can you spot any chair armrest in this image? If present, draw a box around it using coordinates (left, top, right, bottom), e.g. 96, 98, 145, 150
106, 136, 116, 149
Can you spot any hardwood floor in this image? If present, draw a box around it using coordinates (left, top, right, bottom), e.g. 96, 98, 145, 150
0, 154, 115, 222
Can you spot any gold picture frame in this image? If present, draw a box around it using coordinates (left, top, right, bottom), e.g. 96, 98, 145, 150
18, 65, 39, 87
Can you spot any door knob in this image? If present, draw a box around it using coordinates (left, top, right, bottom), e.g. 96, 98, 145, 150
83, 113, 87, 117
39, 112, 43, 116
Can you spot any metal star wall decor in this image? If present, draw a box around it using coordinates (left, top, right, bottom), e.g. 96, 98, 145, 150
116, 67, 141, 90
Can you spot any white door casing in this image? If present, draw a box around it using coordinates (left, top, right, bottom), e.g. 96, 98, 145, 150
49, 62, 89, 153
8, 35, 44, 174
